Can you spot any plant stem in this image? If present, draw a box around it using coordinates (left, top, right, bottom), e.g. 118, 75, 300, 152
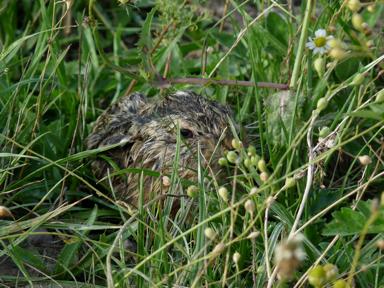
289, 0, 313, 90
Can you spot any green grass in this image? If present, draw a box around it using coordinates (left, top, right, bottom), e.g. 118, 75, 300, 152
0, 0, 384, 287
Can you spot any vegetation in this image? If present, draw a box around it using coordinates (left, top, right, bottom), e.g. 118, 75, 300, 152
0, 0, 383, 287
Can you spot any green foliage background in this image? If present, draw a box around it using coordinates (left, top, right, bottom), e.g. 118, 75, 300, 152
0, 0, 383, 287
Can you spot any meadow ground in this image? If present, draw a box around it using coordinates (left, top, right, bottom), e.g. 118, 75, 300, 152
0, 0, 383, 287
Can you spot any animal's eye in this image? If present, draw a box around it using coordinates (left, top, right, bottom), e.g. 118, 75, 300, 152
180, 128, 194, 138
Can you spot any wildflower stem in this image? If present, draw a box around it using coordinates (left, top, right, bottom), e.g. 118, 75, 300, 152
264, 204, 272, 279
289, 0, 313, 90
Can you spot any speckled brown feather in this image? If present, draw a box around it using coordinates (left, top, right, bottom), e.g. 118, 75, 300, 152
86, 90, 233, 206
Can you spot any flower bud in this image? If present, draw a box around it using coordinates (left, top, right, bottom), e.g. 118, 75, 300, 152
244, 199, 255, 213
285, 177, 296, 189
375, 89, 384, 103
257, 159, 267, 172
328, 38, 343, 49
308, 266, 326, 287
187, 185, 199, 198
358, 155, 372, 166
247, 231, 260, 239
351, 73, 364, 86
218, 157, 228, 166
204, 227, 216, 240
352, 13, 364, 31
231, 138, 243, 150
218, 187, 229, 202
316, 97, 328, 111
329, 48, 347, 60
211, 242, 225, 256
266, 196, 275, 207
376, 239, 384, 250
260, 172, 269, 182
232, 252, 241, 264
313, 57, 325, 77
249, 187, 258, 195
162, 176, 171, 187
226, 151, 239, 164
347, 0, 361, 12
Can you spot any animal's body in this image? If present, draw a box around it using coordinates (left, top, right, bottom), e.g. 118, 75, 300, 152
86, 90, 233, 205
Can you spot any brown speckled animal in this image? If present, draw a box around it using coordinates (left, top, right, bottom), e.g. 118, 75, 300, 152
86, 90, 234, 206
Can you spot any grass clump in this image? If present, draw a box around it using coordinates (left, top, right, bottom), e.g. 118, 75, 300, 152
0, 0, 384, 287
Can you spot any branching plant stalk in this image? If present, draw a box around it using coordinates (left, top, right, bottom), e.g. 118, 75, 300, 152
266, 112, 316, 288
289, 113, 317, 238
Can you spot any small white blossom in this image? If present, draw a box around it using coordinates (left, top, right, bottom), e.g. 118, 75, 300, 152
306, 29, 333, 55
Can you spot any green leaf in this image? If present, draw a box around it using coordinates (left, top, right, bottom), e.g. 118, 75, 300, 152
138, 8, 157, 77
323, 201, 384, 236
54, 205, 98, 274
12, 245, 47, 272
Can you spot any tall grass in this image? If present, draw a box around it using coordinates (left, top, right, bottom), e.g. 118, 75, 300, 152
0, 0, 383, 287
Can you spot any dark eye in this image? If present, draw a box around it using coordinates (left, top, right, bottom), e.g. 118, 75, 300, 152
180, 128, 194, 138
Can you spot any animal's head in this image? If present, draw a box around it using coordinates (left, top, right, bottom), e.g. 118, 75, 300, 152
87, 90, 235, 203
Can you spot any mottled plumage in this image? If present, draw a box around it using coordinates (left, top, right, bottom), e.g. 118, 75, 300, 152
87, 90, 233, 205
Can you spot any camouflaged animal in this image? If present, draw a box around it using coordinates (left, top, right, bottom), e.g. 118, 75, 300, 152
86, 90, 234, 206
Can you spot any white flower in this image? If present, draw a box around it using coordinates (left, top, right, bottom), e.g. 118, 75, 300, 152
306, 29, 333, 55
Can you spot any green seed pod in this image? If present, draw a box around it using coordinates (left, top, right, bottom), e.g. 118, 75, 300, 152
244, 158, 252, 168
257, 159, 267, 173
367, 4, 375, 13
347, 0, 361, 12
352, 13, 364, 31
232, 252, 241, 264
313, 57, 325, 77
226, 151, 239, 164
244, 199, 255, 213
218, 157, 228, 166
211, 242, 225, 257
308, 266, 326, 287
351, 73, 364, 86
375, 89, 384, 103
260, 172, 269, 182
323, 263, 338, 281
231, 138, 243, 150
316, 97, 328, 111
187, 185, 199, 198
247, 145, 257, 156
329, 47, 347, 60
333, 279, 350, 288
251, 155, 260, 166
285, 177, 296, 189
204, 227, 216, 240
218, 187, 229, 202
